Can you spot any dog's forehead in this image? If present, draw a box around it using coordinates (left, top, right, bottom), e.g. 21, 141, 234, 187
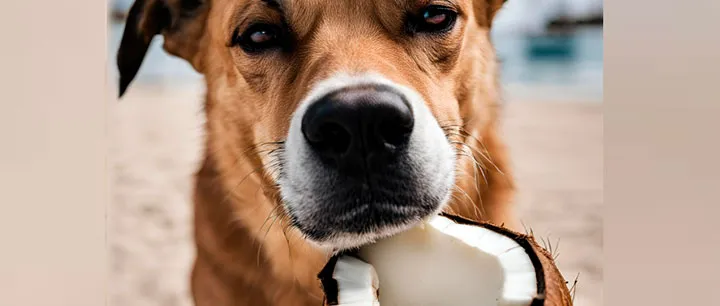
272, 0, 404, 17
281, 0, 471, 12
217, 0, 472, 30
213, 0, 409, 40
274, 0, 406, 8
223, 0, 467, 16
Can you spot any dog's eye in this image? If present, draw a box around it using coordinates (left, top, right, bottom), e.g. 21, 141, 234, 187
411, 5, 458, 34
234, 23, 282, 54
250, 29, 275, 44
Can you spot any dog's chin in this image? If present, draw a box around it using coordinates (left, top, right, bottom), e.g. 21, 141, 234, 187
292, 204, 446, 252
283, 186, 453, 252
305, 223, 420, 252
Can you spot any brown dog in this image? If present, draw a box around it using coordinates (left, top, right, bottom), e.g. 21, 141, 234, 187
117, 0, 514, 304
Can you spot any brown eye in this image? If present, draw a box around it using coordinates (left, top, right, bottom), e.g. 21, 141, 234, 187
409, 5, 458, 34
234, 23, 283, 54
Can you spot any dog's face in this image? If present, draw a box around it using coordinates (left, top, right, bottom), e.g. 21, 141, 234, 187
118, 0, 505, 251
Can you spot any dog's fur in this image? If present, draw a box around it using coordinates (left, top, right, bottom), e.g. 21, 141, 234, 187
117, 0, 515, 304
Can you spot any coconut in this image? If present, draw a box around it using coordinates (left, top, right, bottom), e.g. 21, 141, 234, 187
318, 213, 572, 306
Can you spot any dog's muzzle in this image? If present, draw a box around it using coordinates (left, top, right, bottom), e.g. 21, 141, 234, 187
279, 73, 456, 250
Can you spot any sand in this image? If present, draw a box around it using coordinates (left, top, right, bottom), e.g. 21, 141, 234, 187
109, 83, 602, 306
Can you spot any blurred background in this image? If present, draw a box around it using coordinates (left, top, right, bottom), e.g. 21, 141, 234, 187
107, 1, 602, 305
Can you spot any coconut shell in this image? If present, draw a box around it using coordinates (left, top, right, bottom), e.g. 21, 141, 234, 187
318, 213, 573, 306
439, 213, 573, 306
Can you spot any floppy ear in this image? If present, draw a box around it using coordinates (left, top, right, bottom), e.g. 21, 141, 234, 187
473, 0, 507, 27
117, 0, 209, 97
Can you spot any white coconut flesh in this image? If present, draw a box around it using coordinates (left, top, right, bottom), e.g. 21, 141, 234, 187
319, 215, 542, 306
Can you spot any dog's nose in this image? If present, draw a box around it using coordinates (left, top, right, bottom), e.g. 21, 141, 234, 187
301, 85, 414, 175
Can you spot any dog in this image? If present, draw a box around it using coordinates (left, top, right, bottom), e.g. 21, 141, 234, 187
117, 0, 515, 304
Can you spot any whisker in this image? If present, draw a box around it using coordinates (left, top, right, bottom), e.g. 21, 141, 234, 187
453, 143, 489, 185
451, 144, 491, 220
220, 141, 286, 210
441, 126, 503, 172
256, 208, 283, 267
253, 204, 284, 248
452, 184, 483, 220
448, 128, 506, 176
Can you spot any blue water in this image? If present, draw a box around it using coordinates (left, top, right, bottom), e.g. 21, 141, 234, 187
107, 23, 602, 102
492, 27, 603, 102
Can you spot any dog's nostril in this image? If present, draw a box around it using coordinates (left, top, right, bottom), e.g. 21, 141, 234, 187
315, 122, 352, 155
376, 103, 414, 147
378, 120, 413, 147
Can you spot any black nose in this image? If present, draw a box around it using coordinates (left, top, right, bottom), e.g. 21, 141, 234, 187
301, 85, 414, 176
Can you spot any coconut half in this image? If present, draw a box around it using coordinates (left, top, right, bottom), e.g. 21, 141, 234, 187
318, 213, 572, 306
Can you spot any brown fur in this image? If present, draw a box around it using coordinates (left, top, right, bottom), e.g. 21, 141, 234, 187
117, 0, 514, 304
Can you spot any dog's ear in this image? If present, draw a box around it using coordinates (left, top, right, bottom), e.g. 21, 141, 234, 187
117, 0, 209, 97
473, 0, 507, 28
486, 0, 507, 23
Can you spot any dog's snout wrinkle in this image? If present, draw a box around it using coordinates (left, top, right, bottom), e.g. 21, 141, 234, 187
300, 85, 414, 178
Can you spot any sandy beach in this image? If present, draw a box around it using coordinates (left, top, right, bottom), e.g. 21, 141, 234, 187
108, 80, 602, 306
